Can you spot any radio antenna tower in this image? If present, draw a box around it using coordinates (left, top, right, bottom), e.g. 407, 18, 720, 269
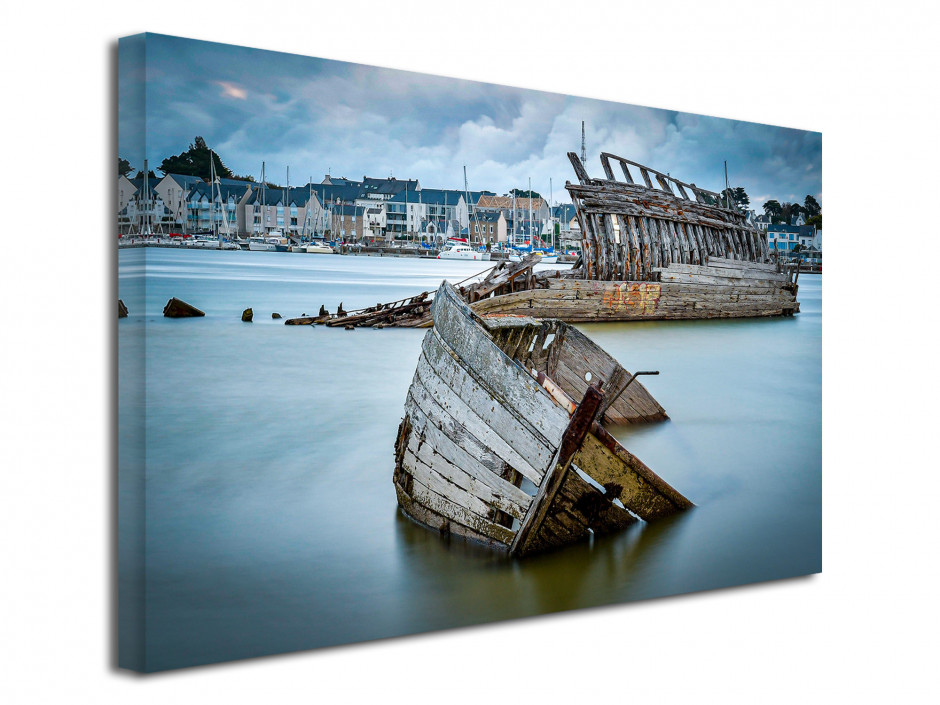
581, 121, 586, 164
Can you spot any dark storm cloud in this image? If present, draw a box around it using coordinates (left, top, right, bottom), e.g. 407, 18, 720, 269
119, 34, 821, 208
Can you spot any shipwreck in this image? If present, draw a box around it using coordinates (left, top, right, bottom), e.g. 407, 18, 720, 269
470, 152, 800, 321
393, 280, 692, 556
309, 152, 799, 329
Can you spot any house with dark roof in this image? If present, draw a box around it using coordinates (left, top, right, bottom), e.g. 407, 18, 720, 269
185, 181, 253, 234
329, 204, 367, 241
468, 210, 503, 244
552, 203, 580, 233
241, 184, 324, 237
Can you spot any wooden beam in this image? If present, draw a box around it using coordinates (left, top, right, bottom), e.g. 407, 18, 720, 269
510, 383, 605, 557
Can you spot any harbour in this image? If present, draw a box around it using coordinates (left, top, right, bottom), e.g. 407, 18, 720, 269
119, 246, 821, 670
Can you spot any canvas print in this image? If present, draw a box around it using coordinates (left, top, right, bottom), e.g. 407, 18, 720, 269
118, 33, 822, 672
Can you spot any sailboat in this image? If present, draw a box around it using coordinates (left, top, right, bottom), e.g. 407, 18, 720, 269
248, 161, 278, 251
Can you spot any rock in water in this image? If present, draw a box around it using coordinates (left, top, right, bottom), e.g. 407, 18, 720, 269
272, 312, 282, 319
163, 297, 205, 318
242, 308, 253, 322
118, 299, 128, 318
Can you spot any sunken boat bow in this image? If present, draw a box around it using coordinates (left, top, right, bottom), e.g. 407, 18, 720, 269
393, 280, 691, 557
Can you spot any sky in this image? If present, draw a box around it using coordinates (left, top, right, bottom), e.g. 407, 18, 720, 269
119, 33, 821, 210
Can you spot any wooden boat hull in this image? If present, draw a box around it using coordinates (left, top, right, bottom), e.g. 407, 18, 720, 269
393, 281, 691, 556
472, 257, 799, 321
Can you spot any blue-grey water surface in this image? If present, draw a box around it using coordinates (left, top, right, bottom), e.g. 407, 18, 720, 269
118, 248, 821, 672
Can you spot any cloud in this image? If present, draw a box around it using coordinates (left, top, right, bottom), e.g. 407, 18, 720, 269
125, 35, 821, 209
216, 81, 247, 100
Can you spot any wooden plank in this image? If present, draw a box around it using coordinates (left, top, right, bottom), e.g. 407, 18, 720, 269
431, 283, 570, 444
470, 281, 796, 322
408, 475, 516, 545
619, 160, 634, 184
419, 336, 556, 481
394, 482, 507, 550
571, 431, 690, 520
567, 151, 591, 184
707, 256, 778, 272
511, 384, 606, 557
558, 468, 637, 534
404, 418, 528, 522
555, 325, 666, 421
405, 380, 535, 511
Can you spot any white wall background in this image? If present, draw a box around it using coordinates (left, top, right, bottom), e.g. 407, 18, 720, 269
2, 1, 937, 702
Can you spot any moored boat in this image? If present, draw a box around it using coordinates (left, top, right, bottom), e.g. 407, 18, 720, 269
437, 243, 491, 261
305, 241, 334, 254
393, 280, 691, 556
247, 236, 277, 251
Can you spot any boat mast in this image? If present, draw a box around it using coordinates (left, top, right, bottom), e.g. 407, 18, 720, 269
209, 150, 217, 242
261, 161, 266, 234
528, 177, 533, 249
724, 160, 730, 210
142, 159, 150, 236
306, 177, 312, 241
512, 190, 516, 248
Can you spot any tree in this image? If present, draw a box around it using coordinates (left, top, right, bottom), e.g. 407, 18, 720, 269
720, 186, 750, 211
134, 169, 156, 179
780, 202, 804, 224
805, 214, 822, 230
803, 195, 821, 218
118, 157, 133, 177
158, 136, 234, 180
763, 199, 782, 222
510, 188, 542, 200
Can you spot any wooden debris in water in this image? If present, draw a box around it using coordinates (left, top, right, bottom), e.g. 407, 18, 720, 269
118, 299, 128, 318
241, 308, 253, 322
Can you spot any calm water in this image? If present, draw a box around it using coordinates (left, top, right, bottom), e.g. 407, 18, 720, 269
118, 248, 821, 672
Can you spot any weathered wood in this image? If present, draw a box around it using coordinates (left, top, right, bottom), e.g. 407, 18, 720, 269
406, 371, 540, 501
403, 410, 528, 522
470, 279, 797, 322
511, 383, 605, 556
394, 481, 508, 550
432, 283, 571, 445
573, 428, 692, 520
118, 299, 128, 318
408, 475, 516, 545
396, 280, 694, 555
707, 256, 778, 272
420, 333, 557, 480
567, 152, 591, 184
